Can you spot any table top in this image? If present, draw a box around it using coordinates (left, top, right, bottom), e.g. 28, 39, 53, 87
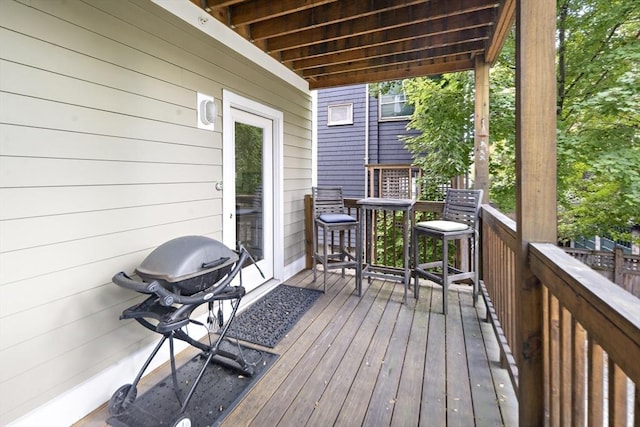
356, 197, 416, 208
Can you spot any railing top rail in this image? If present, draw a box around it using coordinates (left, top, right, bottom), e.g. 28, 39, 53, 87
530, 242, 640, 384
365, 163, 420, 170
480, 204, 517, 249
480, 204, 516, 230
565, 247, 640, 262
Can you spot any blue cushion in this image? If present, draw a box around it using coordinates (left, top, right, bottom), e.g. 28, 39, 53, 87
318, 213, 357, 223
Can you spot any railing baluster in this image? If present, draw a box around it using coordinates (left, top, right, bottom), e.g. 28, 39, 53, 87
549, 294, 561, 427
572, 320, 586, 427
560, 305, 573, 426
609, 361, 629, 427
588, 339, 605, 427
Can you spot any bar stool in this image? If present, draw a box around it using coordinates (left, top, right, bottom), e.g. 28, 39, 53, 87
412, 189, 483, 314
312, 186, 362, 294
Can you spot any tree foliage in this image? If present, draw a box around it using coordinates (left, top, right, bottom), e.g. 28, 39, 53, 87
556, 0, 640, 242
394, 0, 639, 243
235, 122, 263, 195
401, 73, 475, 199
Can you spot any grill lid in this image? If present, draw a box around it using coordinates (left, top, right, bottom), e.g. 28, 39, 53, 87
135, 236, 238, 283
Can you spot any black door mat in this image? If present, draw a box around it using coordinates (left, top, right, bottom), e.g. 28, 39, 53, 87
107, 340, 277, 427
225, 284, 323, 348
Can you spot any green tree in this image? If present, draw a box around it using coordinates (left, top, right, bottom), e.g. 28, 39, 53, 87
401, 73, 475, 200
235, 122, 263, 195
394, 0, 639, 243
392, 39, 517, 206
556, 0, 640, 243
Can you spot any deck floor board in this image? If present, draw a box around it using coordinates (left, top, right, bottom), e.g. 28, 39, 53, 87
305, 278, 390, 426
362, 293, 414, 426
390, 281, 431, 427
334, 281, 403, 426
75, 271, 518, 427
279, 277, 384, 426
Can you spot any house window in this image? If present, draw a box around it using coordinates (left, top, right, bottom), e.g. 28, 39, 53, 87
327, 103, 353, 126
379, 87, 414, 120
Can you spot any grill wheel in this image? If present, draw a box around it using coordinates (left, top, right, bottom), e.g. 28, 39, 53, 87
172, 414, 191, 427
107, 383, 137, 416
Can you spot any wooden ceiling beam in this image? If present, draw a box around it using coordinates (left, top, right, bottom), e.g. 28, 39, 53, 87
279, 10, 494, 62
188, 0, 514, 89
486, 0, 515, 63
291, 27, 489, 70
265, 0, 497, 51
249, 0, 427, 41
302, 40, 485, 78
227, 0, 337, 27
308, 58, 475, 89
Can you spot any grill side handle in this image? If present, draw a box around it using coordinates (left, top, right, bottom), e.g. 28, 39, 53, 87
112, 272, 159, 294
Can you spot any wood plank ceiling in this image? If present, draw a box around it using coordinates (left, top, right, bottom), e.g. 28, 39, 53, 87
191, 0, 515, 89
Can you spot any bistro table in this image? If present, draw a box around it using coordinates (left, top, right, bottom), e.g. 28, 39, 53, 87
357, 197, 416, 304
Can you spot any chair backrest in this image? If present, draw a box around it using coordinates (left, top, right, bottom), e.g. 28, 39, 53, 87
312, 186, 345, 217
442, 188, 483, 227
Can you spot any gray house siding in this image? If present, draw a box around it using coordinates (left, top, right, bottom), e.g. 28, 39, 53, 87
317, 85, 367, 198
375, 120, 417, 163
317, 84, 418, 199
0, 0, 311, 424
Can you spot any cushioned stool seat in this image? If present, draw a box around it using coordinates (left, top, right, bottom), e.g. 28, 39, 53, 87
415, 220, 469, 232
312, 186, 362, 294
413, 189, 483, 314
319, 213, 358, 223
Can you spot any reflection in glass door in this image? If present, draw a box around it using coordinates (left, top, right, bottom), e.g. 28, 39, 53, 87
235, 121, 264, 262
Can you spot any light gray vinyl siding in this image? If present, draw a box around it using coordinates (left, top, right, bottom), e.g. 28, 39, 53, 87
0, 0, 311, 423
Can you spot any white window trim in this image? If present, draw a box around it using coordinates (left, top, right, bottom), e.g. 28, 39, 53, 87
327, 103, 353, 126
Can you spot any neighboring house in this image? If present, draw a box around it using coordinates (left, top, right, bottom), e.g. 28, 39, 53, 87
316, 84, 419, 199
0, 1, 312, 425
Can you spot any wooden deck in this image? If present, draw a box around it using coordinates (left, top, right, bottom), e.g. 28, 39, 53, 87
76, 269, 518, 426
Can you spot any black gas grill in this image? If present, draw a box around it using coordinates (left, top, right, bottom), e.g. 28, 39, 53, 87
107, 236, 254, 427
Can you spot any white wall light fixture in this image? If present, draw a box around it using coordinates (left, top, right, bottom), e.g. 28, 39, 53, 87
197, 92, 216, 130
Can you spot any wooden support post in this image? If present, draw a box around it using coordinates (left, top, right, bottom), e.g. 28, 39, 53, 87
515, 0, 557, 425
474, 55, 490, 204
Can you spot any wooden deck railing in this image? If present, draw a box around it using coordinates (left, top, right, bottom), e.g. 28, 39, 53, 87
531, 243, 639, 426
479, 205, 519, 389
481, 206, 640, 426
564, 247, 640, 298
